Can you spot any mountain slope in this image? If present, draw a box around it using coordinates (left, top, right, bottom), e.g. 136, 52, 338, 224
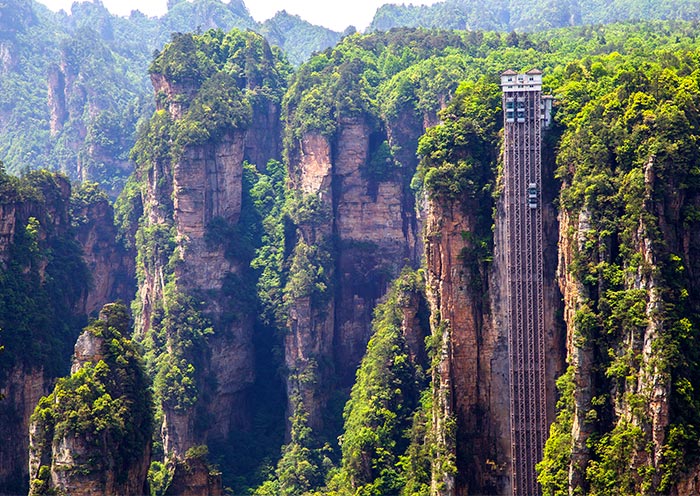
0, 0, 339, 195
368, 0, 700, 32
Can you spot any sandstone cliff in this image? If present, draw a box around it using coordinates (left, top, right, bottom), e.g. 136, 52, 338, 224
137, 77, 254, 460
540, 69, 700, 494
0, 173, 78, 494
72, 184, 135, 316
284, 108, 427, 433
47, 33, 139, 196
425, 197, 511, 495
129, 30, 286, 491
165, 450, 223, 496
28, 303, 152, 496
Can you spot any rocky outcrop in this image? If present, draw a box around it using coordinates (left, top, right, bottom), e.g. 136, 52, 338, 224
0, 174, 141, 493
135, 116, 256, 457
425, 197, 511, 495
132, 32, 286, 493
245, 97, 282, 169
334, 116, 416, 383
557, 207, 596, 489
72, 193, 135, 316
166, 454, 223, 496
0, 366, 50, 495
28, 303, 152, 496
672, 466, 700, 496
284, 111, 427, 432
47, 65, 68, 137
47, 56, 89, 162
138, 114, 254, 460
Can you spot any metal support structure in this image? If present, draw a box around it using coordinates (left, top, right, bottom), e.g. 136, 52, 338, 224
501, 70, 548, 496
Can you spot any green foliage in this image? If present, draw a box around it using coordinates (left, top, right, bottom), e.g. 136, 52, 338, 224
538, 367, 575, 496
135, 29, 290, 170
147, 287, 213, 412
260, 11, 342, 67
329, 269, 429, 495
175, 72, 252, 147
150, 32, 213, 84
113, 173, 144, 250
395, 390, 433, 496
147, 460, 172, 496
0, 171, 90, 380
70, 180, 109, 227
586, 422, 651, 495
30, 303, 153, 489
0, 3, 152, 194
540, 41, 700, 495
130, 109, 176, 167
366, 140, 398, 182
283, 241, 332, 304
5, 0, 700, 197
254, 398, 332, 496
283, 28, 471, 161
151, 29, 289, 101
250, 160, 289, 326
415, 78, 500, 201
368, 0, 700, 33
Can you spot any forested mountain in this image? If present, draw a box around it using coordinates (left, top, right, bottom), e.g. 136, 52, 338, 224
0, 0, 339, 196
4, 1, 700, 496
0, 0, 698, 198
369, 0, 700, 32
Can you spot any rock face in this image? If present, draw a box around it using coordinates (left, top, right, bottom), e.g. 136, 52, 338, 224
557, 206, 596, 488
0, 366, 49, 495
131, 31, 286, 492
284, 109, 427, 432
423, 185, 567, 496
28, 303, 152, 496
72, 192, 135, 316
285, 131, 336, 430
425, 198, 510, 495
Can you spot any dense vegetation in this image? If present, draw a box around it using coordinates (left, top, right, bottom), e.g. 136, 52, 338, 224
255, 269, 430, 496
0, 0, 338, 195
29, 303, 153, 495
259, 11, 343, 66
330, 269, 429, 496
536, 49, 700, 495
3, 0, 700, 196
7, 1, 700, 493
369, 0, 700, 32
